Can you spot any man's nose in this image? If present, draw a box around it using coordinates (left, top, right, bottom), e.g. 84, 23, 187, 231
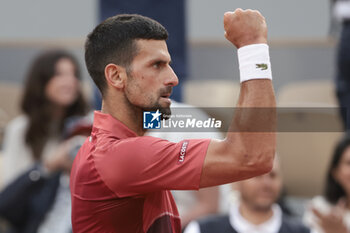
164, 67, 179, 87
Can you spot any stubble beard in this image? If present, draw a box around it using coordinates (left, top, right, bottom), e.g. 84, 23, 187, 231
143, 86, 173, 120
124, 96, 171, 120
124, 73, 172, 120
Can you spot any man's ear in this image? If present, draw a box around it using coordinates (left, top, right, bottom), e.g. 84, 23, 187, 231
104, 63, 127, 89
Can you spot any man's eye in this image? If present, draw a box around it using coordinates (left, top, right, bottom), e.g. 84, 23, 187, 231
153, 61, 166, 69
153, 63, 161, 68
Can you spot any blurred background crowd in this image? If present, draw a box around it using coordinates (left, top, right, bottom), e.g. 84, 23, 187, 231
0, 0, 350, 232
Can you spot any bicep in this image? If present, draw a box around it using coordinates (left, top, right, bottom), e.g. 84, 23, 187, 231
200, 136, 272, 188
200, 139, 242, 188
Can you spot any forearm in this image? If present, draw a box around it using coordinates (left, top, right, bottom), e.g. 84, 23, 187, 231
200, 75, 276, 188
223, 9, 276, 180
199, 9, 276, 187
225, 79, 276, 177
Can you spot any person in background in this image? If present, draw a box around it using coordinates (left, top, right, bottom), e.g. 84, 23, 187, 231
304, 136, 350, 233
185, 157, 310, 233
0, 50, 88, 233
331, 0, 350, 130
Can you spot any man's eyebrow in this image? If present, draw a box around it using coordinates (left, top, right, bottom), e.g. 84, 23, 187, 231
148, 58, 172, 64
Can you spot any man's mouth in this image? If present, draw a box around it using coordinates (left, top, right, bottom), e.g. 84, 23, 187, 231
160, 93, 172, 105
161, 93, 171, 98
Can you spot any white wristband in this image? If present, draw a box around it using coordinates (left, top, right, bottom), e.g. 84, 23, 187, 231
237, 43, 272, 83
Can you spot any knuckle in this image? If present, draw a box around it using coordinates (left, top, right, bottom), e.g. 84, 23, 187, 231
235, 8, 243, 15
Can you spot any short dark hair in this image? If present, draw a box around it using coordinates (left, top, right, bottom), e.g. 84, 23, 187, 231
324, 135, 350, 204
85, 14, 168, 96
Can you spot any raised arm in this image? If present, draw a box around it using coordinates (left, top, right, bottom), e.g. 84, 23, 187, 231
200, 9, 276, 188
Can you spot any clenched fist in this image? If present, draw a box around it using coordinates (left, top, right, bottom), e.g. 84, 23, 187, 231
224, 8, 267, 49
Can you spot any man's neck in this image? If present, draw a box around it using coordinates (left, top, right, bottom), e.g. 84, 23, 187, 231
239, 202, 274, 225
101, 99, 145, 136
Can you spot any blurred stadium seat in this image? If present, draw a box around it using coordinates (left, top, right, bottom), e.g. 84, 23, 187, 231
183, 80, 240, 107
278, 80, 338, 107
276, 80, 343, 197
183, 80, 240, 132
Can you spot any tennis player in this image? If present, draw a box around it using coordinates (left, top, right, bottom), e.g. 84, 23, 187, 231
70, 9, 276, 233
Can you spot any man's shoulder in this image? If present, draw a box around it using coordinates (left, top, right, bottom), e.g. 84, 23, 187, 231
280, 214, 310, 233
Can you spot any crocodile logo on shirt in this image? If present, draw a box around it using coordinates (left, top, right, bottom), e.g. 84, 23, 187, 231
256, 63, 268, 70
